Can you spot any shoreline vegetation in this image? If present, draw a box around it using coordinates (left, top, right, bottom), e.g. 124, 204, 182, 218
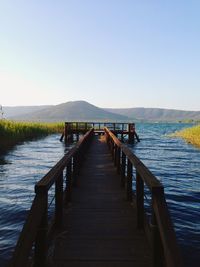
171, 124, 200, 148
0, 120, 64, 153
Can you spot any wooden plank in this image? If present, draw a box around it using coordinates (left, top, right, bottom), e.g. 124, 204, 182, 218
51, 136, 151, 267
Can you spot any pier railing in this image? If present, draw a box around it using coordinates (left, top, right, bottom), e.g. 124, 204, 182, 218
65, 122, 130, 131
9, 128, 94, 267
104, 127, 182, 267
61, 121, 139, 143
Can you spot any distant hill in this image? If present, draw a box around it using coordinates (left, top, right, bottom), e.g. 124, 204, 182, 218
105, 107, 200, 122
4, 102, 200, 122
9, 101, 128, 122
3, 106, 51, 118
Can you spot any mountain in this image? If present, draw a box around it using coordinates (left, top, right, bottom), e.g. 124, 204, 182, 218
9, 101, 128, 122
105, 107, 200, 122
3, 106, 51, 118
3, 102, 200, 122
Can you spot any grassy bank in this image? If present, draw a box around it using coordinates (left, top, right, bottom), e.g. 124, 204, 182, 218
0, 120, 64, 153
172, 124, 200, 148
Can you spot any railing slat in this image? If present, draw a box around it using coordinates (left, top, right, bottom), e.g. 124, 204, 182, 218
9, 128, 94, 267
104, 127, 182, 267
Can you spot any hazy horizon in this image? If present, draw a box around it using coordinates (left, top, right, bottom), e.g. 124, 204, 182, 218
1, 1, 200, 110
1, 100, 200, 112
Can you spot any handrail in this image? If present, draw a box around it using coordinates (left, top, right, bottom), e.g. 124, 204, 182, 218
104, 127, 182, 267
9, 128, 94, 267
105, 128, 161, 189
36, 129, 94, 191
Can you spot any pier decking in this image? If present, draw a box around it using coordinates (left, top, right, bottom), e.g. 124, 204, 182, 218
52, 135, 150, 266
9, 127, 182, 267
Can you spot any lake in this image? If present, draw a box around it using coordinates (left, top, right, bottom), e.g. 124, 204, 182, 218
0, 123, 199, 267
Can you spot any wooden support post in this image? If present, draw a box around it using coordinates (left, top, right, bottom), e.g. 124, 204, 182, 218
128, 123, 135, 144
151, 187, 164, 267
126, 159, 132, 201
55, 171, 63, 229
34, 192, 48, 267
135, 131, 140, 142
60, 124, 65, 141
136, 171, 144, 229
121, 152, 126, 187
64, 123, 68, 143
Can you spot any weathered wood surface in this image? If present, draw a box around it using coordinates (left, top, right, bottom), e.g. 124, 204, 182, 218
50, 136, 151, 267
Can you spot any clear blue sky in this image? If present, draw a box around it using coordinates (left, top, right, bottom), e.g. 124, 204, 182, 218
0, 0, 200, 110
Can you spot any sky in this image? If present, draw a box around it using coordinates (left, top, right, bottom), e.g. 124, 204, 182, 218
0, 0, 200, 110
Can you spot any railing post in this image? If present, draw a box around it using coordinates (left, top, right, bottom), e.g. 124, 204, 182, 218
126, 159, 132, 201
120, 152, 126, 187
136, 171, 144, 229
128, 123, 135, 144
64, 122, 68, 143
34, 191, 48, 267
151, 187, 164, 267
55, 171, 63, 229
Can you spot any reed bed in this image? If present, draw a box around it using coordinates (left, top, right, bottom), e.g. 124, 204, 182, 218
0, 120, 64, 152
171, 124, 200, 148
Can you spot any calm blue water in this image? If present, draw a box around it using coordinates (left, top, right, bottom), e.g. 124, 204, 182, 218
132, 123, 200, 267
0, 124, 199, 266
0, 134, 66, 267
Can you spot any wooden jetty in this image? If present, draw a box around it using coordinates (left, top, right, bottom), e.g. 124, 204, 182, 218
60, 122, 140, 143
9, 128, 182, 267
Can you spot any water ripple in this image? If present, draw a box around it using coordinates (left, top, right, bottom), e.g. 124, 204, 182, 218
0, 126, 199, 266
0, 134, 66, 266
133, 123, 200, 267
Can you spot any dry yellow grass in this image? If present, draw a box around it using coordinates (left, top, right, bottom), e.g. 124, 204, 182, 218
172, 124, 200, 147
0, 120, 64, 152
